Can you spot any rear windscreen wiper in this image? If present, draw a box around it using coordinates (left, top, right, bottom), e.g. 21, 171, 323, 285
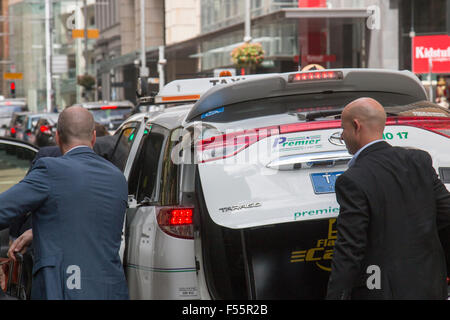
298, 109, 398, 121
295, 109, 344, 121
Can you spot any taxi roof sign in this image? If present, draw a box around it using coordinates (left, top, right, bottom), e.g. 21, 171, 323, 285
154, 74, 274, 104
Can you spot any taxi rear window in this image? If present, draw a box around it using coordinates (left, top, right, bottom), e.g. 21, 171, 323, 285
194, 91, 420, 123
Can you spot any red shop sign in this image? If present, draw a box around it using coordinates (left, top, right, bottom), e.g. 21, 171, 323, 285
298, 0, 327, 7
412, 35, 450, 74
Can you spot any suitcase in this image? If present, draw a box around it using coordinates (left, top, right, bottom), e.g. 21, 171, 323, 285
0, 252, 27, 300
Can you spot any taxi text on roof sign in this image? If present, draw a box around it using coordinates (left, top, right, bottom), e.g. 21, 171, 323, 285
154, 74, 274, 104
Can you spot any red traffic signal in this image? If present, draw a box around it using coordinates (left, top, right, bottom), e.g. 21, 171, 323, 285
10, 82, 15, 97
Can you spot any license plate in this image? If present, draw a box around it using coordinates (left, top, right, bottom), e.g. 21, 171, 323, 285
310, 171, 344, 194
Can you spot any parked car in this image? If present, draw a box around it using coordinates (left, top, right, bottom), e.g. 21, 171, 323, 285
0, 137, 37, 299
29, 113, 59, 147
7, 111, 31, 140
0, 99, 28, 136
110, 69, 450, 300
71, 101, 134, 134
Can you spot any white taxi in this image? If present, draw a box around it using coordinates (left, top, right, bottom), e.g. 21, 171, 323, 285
111, 69, 450, 299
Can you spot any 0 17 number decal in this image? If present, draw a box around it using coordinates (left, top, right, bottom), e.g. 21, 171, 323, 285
383, 132, 408, 140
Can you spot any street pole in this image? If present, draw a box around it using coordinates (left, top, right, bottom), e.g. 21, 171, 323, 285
45, 0, 52, 112
158, 46, 166, 92
139, 0, 149, 96
428, 58, 433, 102
84, 0, 88, 76
244, 0, 252, 43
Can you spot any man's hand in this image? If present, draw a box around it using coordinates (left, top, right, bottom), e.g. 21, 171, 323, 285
8, 229, 33, 261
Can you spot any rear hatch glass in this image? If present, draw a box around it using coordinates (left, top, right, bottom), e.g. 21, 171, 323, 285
194, 92, 450, 299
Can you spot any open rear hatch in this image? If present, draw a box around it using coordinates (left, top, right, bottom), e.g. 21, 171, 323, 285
189, 70, 450, 299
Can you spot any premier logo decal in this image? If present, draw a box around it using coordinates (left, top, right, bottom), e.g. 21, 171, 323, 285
219, 202, 261, 213
294, 206, 339, 220
273, 135, 321, 151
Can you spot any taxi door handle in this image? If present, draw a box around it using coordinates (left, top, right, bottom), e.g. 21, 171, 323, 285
266, 150, 352, 171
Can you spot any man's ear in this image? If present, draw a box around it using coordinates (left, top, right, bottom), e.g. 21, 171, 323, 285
353, 119, 361, 132
91, 130, 97, 147
55, 130, 60, 146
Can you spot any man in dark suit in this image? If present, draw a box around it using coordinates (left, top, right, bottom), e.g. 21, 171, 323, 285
326, 97, 450, 300
0, 106, 129, 299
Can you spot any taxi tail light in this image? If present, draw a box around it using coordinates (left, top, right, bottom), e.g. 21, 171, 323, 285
196, 126, 279, 163
157, 207, 194, 239
386, 117, 450, 138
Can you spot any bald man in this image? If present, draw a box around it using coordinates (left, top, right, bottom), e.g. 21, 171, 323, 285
0, 106, 129, 300
326, 98, 450, 300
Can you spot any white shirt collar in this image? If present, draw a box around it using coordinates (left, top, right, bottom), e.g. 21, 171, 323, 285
64, 145, 90, 155
348, 139, 384, 167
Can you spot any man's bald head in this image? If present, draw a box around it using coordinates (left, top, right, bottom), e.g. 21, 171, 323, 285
340, 98, 386, 154
342, 98, 386, 134
57, 106, 96, 147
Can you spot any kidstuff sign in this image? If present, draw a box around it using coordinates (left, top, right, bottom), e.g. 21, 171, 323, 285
412, 35, 450, 74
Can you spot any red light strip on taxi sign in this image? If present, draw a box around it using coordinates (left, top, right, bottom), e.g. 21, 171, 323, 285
160, 95, 201, 103
101, 105, 118, 110
288, 71, 343, 83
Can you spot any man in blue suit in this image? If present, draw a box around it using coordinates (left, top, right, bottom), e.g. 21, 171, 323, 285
0, 106, 129, 299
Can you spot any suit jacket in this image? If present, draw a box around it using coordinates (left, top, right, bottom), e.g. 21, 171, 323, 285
327, 141, 450, 300
93, 135, 122, 168
10, 146, 63, 239
0, 147, 129, 300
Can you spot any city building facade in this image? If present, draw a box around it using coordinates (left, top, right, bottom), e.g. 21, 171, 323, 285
2, 0, 449, 108
5, 0, 96, 111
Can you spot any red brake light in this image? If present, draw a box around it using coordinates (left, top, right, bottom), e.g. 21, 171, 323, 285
157, 207, 194, 239
101, 105, 117, 110
40, 125, 51, 134
197, 126, 279, 163
386, 117, 450, 138
288, 71, 343, 83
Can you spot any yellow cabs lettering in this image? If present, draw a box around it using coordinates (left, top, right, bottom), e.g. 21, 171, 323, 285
305, 247, 324, 261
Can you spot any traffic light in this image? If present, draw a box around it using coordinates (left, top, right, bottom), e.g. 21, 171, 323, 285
10, 82, 15, 98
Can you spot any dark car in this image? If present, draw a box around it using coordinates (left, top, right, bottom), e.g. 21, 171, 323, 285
71, 101, 134, 134
29, 113, 59, 147
0, 99, 28, 135
7, 111, 31, 139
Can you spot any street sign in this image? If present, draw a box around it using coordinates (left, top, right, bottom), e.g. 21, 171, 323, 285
412, 35, 450, 74
3, 73, 23, 80
72, 29, 100, 39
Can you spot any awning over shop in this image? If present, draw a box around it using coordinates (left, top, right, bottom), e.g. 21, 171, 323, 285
281, 8, 371, 19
